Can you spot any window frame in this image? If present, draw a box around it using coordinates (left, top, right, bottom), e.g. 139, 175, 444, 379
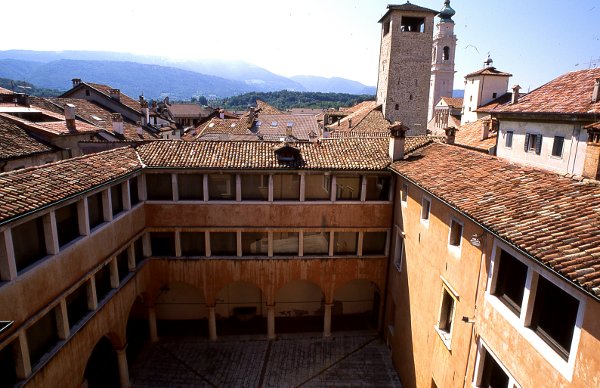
524, 133, 542, 155
435, 279, 458, 349
400, 182, 408, 207
551, 135, 565, 158
420, 196, 431, 225
504, 130, 513, 149
393, 228, 405, 272
473, 339, 521, 388
448, 218, 463, 252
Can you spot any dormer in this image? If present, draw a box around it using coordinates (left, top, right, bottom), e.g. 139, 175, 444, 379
274, 143, 301, 163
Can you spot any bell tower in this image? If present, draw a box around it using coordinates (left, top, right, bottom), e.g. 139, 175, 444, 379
428, 0, 457, 121
376, 2, 438, 135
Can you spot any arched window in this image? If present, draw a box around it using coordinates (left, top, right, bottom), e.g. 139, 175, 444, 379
395, 104, 399, 110
443, 46, 450, 61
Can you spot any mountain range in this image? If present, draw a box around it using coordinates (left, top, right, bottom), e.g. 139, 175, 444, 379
0, 50, 376, 99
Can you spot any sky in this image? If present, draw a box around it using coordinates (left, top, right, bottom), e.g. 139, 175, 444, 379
1, 0, 599, 91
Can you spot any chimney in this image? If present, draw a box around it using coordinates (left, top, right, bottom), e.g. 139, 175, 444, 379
109, 89, 121, 101
511, 85, 521, 104
592, 78, 600, 103
445, 126, 456, 145
348, 118, 353, 128
64, 103, 76, 131
219, 109, 225, 119
136, 121, 143, 136
72, 78, 82, 87
389, 121, 409, 161
112, 113, 124, 135
140, 100, 149, 126
286, 122, 293, 137
481, 118, 490, 140
582, 125, 600, 180
337, 118, 340, 126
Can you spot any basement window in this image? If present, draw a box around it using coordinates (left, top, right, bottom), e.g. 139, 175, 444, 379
492, 249, 528, 315
400, 16, 425, 33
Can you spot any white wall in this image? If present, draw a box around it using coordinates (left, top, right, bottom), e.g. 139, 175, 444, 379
462, 75, 509, 125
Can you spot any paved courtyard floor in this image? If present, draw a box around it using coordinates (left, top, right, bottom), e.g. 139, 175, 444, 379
130, 331, 402, 387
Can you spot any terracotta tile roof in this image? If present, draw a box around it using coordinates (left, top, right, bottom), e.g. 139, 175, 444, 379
465, 66, 512, 78
440, 97, 463, 108
493, 68, 600, 115
585, 121, 600, 130
328, 101, 379, 132
253, 114, 318, 141
196, 118, 248, 137
256, 99, 284, 115
137, 138, 391, 170
454, 116, 497, 153
0, 112, 101, 136
0, 147, 142, 224
168, 104, 213, 118
378, 3, 438, 22
477, 92, 513, 113
346, 107, 389, 134
84, 82, 142, 113
391, 143, 600, 298
0, 117, 56, 160
0, 86, 14, 95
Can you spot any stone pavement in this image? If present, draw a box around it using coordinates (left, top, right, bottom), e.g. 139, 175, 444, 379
130, 332, 402, 387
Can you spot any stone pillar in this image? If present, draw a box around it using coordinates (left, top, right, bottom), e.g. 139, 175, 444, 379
267, 305, 276, 340
208, 306, 217, 341
323, 303, 334, 338
148, 307, 159, 343
0, 228, 17, 281
15, 332, 32, 380
116, 346, 130, 388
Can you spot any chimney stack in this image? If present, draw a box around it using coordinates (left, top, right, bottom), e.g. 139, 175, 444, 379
64, 103, 76, 131
445, 126, 456, 145
511, 85, 521, 104
219, 109, 225, 119
592, 78, 600, 104
389, 121, 409, 161
348, 118, 353, 128
582, 124, 600, 180
140, 100, 149, 126
109, 89, 121, 101
136, 121, 143, 136
481, 118, 490, 140
72, 78, 82, 88
112, 113, 124, 135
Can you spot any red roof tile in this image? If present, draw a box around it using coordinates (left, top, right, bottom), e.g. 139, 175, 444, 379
0, 117, 56, 160
454, 116, 497, 152
466, 66, 512, 78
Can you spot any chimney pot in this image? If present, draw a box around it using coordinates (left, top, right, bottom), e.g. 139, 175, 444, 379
65, 103, 76, 131
592, 78, 600, 103
481, 118, 490, 140
112, 113, 124, 135
136, 121, 143, 136
444, 126, 457, 145
348, 118, 353, 128
72, 78, 82, 88
511, 85, 521, 104
109, 89, 121, 101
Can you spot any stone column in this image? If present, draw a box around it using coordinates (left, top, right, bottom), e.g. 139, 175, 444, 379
208, 306, 217, 341
148, 306, 159, 343
323, 303, 333, 338
15, 332, 31, 380
115, 346, 130, 388
267, 305, 276, 340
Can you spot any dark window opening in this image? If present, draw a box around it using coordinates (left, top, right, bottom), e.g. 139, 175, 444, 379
442, 46, 450, 61
438, 288, 455, 334
150, 232, 176, 256
449, 220, 462, 247
116, 250, 129, 282
366, 176, 390, 201
85, 89, 90, 96
208, 174, 234, 200
493, 249, 528, 314
129, 177, 139, 206
303, 231, 330, 256
242, 232, 268, 255
146, 174, 173, 200
241, 174, 269, 201
12, 217, 47, 272
409, 94, 413, 101
400, 16, 425, 33
111, 184, 123, 216
395, 103, 399, 110
180, 232, 205, 256
26, 309, 59, 366
383, 20, 390, 35
336, 176, 361, 200
505, 131, 513, 148
88, 192, 104, 229
421, 198, 431, 221
334, 232, 358, 255
401, 183, 408, 202
524, 133, 542, 155
479, 350, 509, 388
363, 232, 387, 255
56, 203, 80, 247
529, 276, 579, 360
95, 264, 112, 302
210, 232, 237, 256
492, 92, 497, 99
178, 174, 204, 200
0, 341, 18, 386
552, 136, 565, 157
66, 283, 90, 329
134, 237, 144, 266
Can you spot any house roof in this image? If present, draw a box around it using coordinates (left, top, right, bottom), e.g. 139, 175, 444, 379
454, 116, 497, 153
328, 101, 380, 132
477, 92, 513, 113
0, 117, 56, 161
251, 114, 319, 141
0, 112, 101, 136
167, 104, 213, 118
493, 68, 600, 116
465, 67, 512, 78
0, 86, 14, 95
256, 100, 284, 115
0, 147, 142, 225
390, 142, 600, 299
378, 2, 438, 22
61, 81, 142, 114
439, 97, 463, 108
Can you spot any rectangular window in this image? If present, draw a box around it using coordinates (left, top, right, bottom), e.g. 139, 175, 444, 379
303, 231, 330, 256
479, 349, 510, 388
421, 197, 431, 221
524, 133, 542, 155
551, 136, 564, 157
400, 16, 425, 33
437, 286, 456, 343
95, 264, 112, 302
66, 283, 90, 329
111, 184, 123, 216
130, 177, 139, 206
180, 232, 205, 256
146, 174, 173, 200
208, 174, 234, 200
393, 232, 404, 271
448, 219, 463, 247
241, 232, 268, 255
383, 20, 390, 35
401, 183, 408, 203
56, 203, 80, 247
333, 232, 358, 255
272, 232, 299, 255
529, 276, 580, 360
150, 232, 176, 256
492, 249, 528, 315
365, 176, 391, 201
241, 174, 269, 201
12, 217, 47, 272
336, 176, 361, 200
0, 341, 17, 386
209, 232, 237, 256
26, 309, 58, 366
304, 174, 331, 201
88, 192, 104, 229
134, 237, 144, 266
362, 232, 387, 255
505, 131, 513, 148
178, 174, 204, 200
273, 174, 300, 200
116, 250, 129, 282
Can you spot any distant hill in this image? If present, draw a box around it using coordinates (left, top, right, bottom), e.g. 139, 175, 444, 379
291, 75, 376, 95
223, 90, 375, 111
0, 77, 62, 97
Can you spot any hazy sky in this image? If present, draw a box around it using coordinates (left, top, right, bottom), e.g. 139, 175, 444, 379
2, 0, 599, 91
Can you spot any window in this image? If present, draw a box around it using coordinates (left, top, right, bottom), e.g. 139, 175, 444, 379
150, 232, 176, 256
208, 174, 234, 200
272, 232, 299, 255
0, 340, 17, 386
421, 197, 431, 222
116, 250, 129, 282
393, 231, 404, 271
56, 203, 80, 247
333, 232, 358, 255
524, 133, 542, 155
437, 284, 457, 346
365, 176, 390, 201
401, 183, 408, 204
475, 345, 518, 388
241, 232, 268, 255
362, 232, 387, 255
241, 174, 269, 201
272, 174, 300, 201
442, 46, 449, 61
209, 232, 237, 256
395, 103, 399, 110
129, 177, 139, 206
305, 174, 331, 201
146, 174, 173, 200
12, 217, 47, 272
492, 250, 528, 314
134, 237, 145, 266
26, 309, 59, 366
111, 184, 123, 216
529, 276, 580, 360
181, 232, 205, 256
492, 92, 497, 99
178, 174, 203, 200
505, 131, 513, 148
66, 283, 90, 329
551, 136, 564, 157
448, 219, 463, 247
400, 16, 425, 33
383, 20, 390, 35
95, 264, 112, 302
303, 231, 329, 256
336, 176, 361, 200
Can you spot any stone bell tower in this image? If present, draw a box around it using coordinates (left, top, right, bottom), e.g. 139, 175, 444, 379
376, 2, 438, 135
427, 0, 457, 121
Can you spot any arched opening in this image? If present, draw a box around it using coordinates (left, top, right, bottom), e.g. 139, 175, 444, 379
275, 280, 324, 333
332, 279, 380, 331
83, 336, 119, 388
126, 296, 150, 366
216, 281, 266, 335
443, 46, 450, 61
156, 282, 208, 337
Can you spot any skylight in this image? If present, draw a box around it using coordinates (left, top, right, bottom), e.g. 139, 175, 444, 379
271, 121, 278, 127
91, 115, 104, 121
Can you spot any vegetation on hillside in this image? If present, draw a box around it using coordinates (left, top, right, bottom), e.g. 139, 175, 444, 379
221, 90, 375, 110
0, 77, 63, 97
